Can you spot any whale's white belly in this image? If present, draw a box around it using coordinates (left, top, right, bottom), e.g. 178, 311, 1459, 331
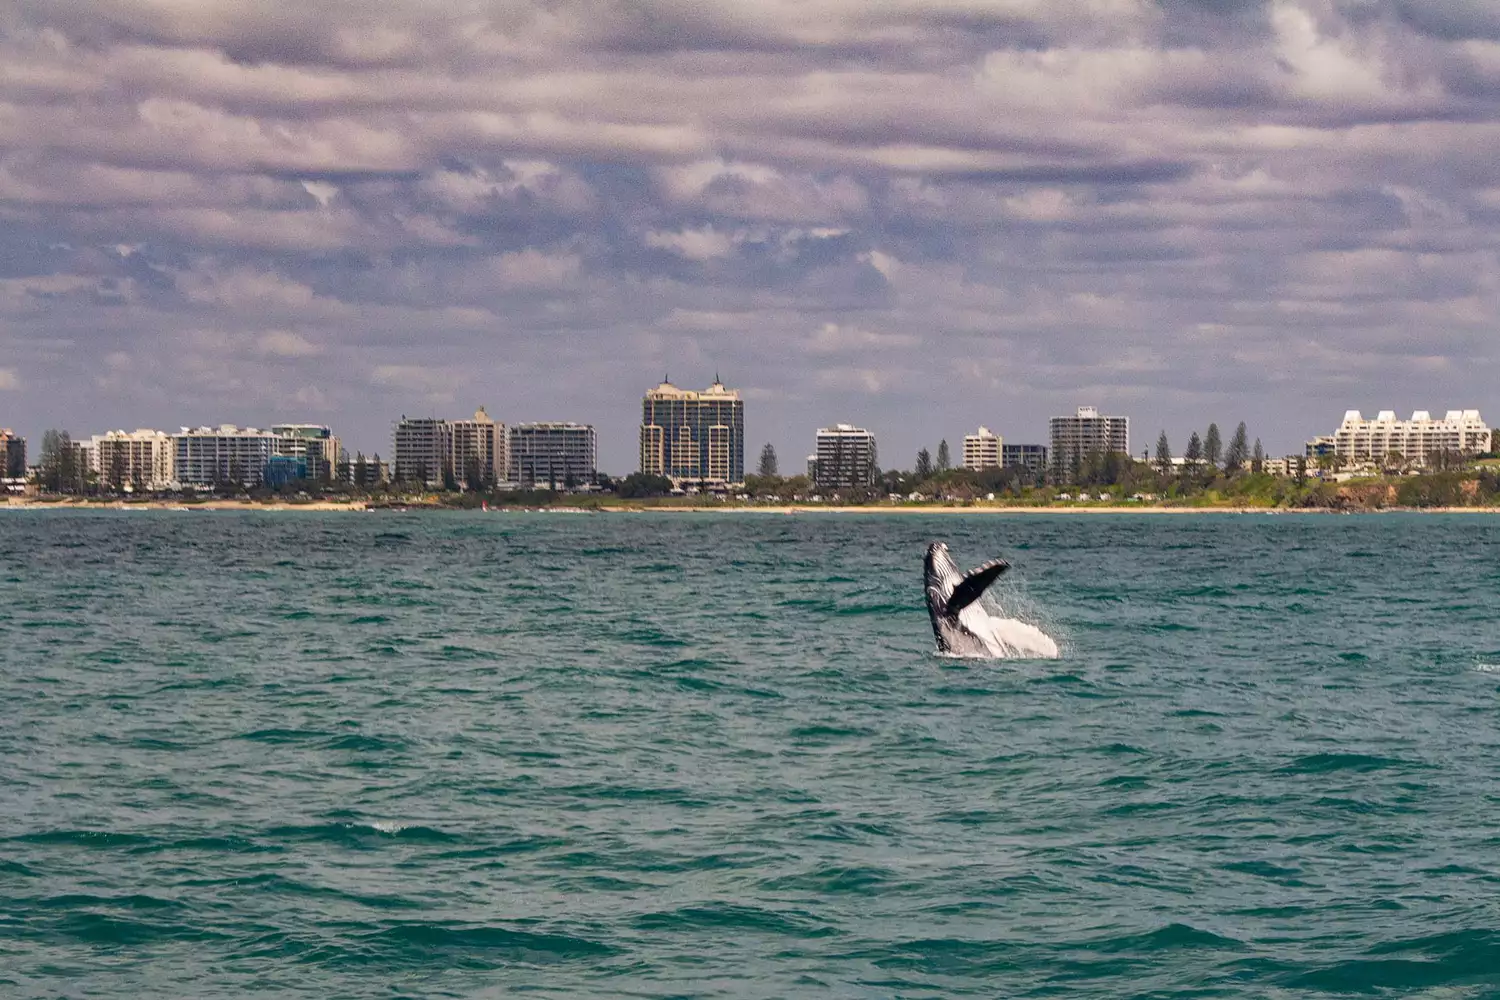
956, 603, 1060, 659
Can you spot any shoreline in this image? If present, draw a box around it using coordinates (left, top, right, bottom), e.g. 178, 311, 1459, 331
7, 498, 1500, 514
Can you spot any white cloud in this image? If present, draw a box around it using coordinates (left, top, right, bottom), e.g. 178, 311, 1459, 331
805, 322, 917, 355
493, 249, 580, 287
645, 225, 736, 261
256, 330, 323, 357
301, 180, 338, 206
0, 368, 18, 390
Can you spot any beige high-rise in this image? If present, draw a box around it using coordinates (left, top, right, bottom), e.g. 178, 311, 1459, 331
92, 430, 176, 490
963, 426, 1002, 470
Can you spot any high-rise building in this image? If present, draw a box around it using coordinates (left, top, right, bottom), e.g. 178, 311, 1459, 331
393, 410, 507, 488
510, 423, 596, 487
271, 424, 340, 484
963, 426, 1002, 470
639, 377, 745, 485
93, 430, 175, 491
392, 417, 449, 486
173, 426, 282, 487
0, 429, 25, 479
1049, 406, 1129, 464
812, 424, 878, 489
1002, 443, 1049, 478
1316, 409, 1492, 466
448, 407, 505, 489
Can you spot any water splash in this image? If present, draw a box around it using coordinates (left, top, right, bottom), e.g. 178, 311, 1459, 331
941, 588, 1061, 660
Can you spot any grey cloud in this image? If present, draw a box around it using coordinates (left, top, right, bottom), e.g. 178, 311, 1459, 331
4, 0, 1500, 468
1392, 0, 1500, 41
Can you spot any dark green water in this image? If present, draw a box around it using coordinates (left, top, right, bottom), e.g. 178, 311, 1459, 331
2, 511, 1499, 998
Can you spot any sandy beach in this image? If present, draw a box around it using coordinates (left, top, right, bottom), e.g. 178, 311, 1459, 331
3, 498, 368, 511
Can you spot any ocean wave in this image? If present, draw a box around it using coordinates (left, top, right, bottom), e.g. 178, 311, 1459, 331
260, 822, 458, 845
1283, 928, 1500, 991
631, 902, 830, 937
362, 920, 618, 964
1277, 752, 1421, 774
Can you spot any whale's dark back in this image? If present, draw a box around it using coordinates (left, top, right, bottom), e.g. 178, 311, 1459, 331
923, 541, 1009, 654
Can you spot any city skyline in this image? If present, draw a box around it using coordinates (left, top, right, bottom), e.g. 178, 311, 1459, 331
4, 3, 1500, 466
3, 390, 1495, 480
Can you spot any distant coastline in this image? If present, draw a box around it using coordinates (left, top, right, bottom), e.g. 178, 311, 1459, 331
8, 497, 1500, 514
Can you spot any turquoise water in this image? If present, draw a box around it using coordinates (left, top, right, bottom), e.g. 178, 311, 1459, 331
2, 511, 1499, 998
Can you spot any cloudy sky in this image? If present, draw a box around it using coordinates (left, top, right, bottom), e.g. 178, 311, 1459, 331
4, 0, 1500, 468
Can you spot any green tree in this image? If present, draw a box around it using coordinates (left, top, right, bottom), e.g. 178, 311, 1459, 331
615, 472, 673, 498
936, 440, 951, 473
758, 443, 778, 478
1048, 446, 1066, 486
915, 447, 933, 479
1184, 432, 1203, 466
1224, 422, 1249, 473
1204, 423, 1222, 469
39, 429, 75, 494
463, 456, 483, 492
1251, 438, 1265, 474
1154, 430, 1172, 475
107, 448, 126, 493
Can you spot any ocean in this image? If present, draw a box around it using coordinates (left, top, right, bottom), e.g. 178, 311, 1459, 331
2, 510, 1498, 998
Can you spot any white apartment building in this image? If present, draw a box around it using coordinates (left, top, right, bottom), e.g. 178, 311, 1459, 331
1321, 409, 1492, 465
812, 424, 878, 489
1049, 406, 1129, 463
92, 429, 176, 490
173, 425, 282, 487
963, 426, 1002, 470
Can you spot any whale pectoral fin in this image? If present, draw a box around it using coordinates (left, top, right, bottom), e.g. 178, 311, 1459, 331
946, 558, 1009, 615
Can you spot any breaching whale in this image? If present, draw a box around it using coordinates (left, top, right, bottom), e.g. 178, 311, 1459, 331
924, 542, 1060, 659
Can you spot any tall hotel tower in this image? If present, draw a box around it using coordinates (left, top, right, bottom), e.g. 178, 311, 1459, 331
639, 377, 745, 485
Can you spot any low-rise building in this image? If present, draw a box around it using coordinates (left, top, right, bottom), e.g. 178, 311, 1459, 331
812, 424, 878, 489
1001, 443, 1048, 478
339, 452, 390, 488
1260, 456, 1305, 477
963, 426, 1001, 470
509, 422, 596, 487
1305, 435, 1336, 461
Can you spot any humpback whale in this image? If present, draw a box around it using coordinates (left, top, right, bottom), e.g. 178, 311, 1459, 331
924, 542, 1060, 658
